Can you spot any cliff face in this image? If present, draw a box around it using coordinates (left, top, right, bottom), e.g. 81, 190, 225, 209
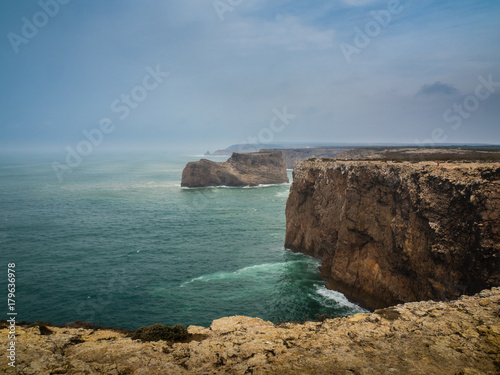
181, 152, 288, 188
285, 160, 500, 310
2, 288, 499, 374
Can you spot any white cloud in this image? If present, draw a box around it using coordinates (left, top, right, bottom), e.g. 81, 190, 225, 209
342, 0, 377, 6
224, 15, 336, 51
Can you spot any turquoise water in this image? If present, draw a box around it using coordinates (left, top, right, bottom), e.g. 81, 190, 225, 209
0, 152, 365, 330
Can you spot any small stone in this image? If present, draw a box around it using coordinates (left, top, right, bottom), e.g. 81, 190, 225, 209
348, 313, 368, 323
247, 353, 268, 368
188, 325, 210, 336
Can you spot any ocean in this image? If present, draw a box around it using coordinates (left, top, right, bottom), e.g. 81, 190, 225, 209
0, 152, 365, 330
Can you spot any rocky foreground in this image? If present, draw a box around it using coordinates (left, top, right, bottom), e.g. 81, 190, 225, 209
1, 288, 499, 374
181, 152, 288, 187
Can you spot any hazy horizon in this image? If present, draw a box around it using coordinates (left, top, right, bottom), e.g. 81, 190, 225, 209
2, 0, 500, 155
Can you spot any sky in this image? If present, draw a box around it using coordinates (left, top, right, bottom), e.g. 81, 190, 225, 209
1, 0, 499, 154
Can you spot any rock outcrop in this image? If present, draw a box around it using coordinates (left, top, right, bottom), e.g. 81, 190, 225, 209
181, 152, 289, 188
2, 288, 499, 374
261, 148, 348, 169
285, 160, 500, 310
335, 147, 500, 162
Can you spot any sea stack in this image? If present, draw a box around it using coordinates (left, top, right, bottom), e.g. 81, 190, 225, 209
181, 151, 289, 188
285, 159, 500, 310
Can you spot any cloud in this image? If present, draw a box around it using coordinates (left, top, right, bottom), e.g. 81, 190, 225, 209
416, 82, 460, 97
341, 0, 380, 7
1, 0, 499, 150
224, 15, 336, 52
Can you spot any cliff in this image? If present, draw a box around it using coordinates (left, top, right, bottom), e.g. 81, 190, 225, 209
335, 147, 500, 162
285, 160, 500, 310
2, 288, 499, 374
181, 152, 289, 188
261, 148, 347, 169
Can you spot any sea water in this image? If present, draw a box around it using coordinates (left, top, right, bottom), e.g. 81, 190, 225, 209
0, 152, 365, 330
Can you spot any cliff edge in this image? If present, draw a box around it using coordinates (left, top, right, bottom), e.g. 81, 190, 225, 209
285, 160, 500, 310
181, 152, 289, 188
260, 148, 348, 168
2, 288, 499, 374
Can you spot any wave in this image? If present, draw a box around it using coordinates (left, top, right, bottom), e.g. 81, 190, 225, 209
180, 261, 301, 287
129, 181, 180, 189
181, 182, 291, 190
243, 182, 291, 189
275, 190, 290, 198
313, 285, 368, 313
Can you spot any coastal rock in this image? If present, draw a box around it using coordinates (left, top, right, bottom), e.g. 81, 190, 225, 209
181, 152, 288, 187
2, 288, 499, 374
335, 147, 500, 161
285, 160, 500, 310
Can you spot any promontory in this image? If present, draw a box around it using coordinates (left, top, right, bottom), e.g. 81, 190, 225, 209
181, 152, 289, 188
285, 158, 500, 310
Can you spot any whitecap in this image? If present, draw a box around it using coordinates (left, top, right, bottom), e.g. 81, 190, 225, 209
244, 182, 291, 188
275, 190, 290, 198
180, 261, 301, 287
181, 182, 290, 190
313, 285, 368, 312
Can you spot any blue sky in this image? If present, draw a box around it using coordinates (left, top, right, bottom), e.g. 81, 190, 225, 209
1, 0, 499, 153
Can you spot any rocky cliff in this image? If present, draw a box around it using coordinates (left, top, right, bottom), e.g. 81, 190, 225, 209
181, 152, 288, 188
260, 148, 348, 168
2, 288, 499, 374
335, 147, 500, 162
285, 160, 500, 310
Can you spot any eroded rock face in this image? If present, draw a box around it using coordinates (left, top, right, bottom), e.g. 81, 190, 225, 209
2, 288, 499, 374
285, 160, 500, 310
181, 152, 289, 188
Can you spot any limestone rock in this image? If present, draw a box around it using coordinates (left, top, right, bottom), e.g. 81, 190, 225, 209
2, 288, 499, 374
260, 148, 348, 168
285, 160, 500, 310
181, 152, 289, 187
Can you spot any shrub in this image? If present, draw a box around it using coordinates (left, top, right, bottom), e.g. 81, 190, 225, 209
61, 320, 95, 329
132, 323, 188, 342
39, 324, 53, 335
